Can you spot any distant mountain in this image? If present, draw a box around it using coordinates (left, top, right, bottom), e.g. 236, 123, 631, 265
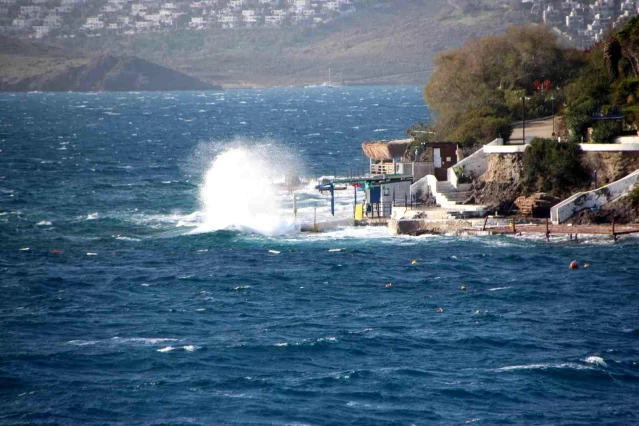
0, 36, 219, 92
51, 0, 532, 87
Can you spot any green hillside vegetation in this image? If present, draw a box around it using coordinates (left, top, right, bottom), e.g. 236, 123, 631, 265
424, 18, 639, 148
563, 16, 639, 143
423, 25, 584, 148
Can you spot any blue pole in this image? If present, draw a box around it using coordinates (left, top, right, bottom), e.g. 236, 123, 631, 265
330, 183, 335, 216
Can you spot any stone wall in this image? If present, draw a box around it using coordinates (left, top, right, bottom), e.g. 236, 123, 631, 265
581, 151, 639, 186
480, 153, 524, 183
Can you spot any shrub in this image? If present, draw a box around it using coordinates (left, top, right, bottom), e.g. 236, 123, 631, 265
628, 183, 639, 207
521, 138, 591, 197
590, 120, 620, 143
454, 166, 472, 184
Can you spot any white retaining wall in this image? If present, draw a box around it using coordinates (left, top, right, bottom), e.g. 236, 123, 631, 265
410, 174, 431, 200
614, 136, 639, 144
579, 143, 639, 151
550, 169, 639, 224
447, 138, 503, 189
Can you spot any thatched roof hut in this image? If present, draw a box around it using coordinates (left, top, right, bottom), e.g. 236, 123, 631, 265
361, 139, 412, 161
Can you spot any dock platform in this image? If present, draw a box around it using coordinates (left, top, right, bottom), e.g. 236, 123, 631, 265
463, 219, 639, 240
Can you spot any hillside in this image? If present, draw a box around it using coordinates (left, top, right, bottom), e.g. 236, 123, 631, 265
0, 36, 219, 92
52, 0, 532, 88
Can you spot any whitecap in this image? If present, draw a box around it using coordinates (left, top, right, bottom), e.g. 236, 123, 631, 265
37, 221, 52, 226
86, 212, 99, 220
583, 356, 607, 367
112, 337, 177, 345
232, 285, 251, 290
68, 340, 98, 346
274, 342, 288, 347
157, 346, 175, 352
114, 235, 141, 242
495, 362, 594, 372
488, 287, 511, 291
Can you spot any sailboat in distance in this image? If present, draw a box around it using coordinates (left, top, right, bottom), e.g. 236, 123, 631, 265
304, 68, 343, 88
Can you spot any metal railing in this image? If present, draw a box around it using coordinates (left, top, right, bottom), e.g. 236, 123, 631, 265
392, 193, 420, 210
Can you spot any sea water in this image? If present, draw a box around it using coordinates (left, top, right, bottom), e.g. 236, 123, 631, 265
0, 88, 638, 425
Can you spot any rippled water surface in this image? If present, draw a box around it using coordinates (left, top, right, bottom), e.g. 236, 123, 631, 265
1, 88, 638, 425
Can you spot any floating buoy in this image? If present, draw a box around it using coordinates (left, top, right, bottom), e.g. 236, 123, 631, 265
52, 249, 63, 255
385, 283, 393, 288
86, 252, 97, 256
584, 263, 590, 268
437, 307, 444, 313
411, 260, 418, 265
461, 285, 467, 291
569, 260, 579, 269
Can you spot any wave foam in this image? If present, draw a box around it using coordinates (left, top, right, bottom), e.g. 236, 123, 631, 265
193, 146, 300, 236
495, 362, 594, 372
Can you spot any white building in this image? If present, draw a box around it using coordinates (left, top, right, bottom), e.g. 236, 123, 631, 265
189, 16, 206, 28
324, 1, 339, 11
12, 18, 31, 29
20, 6, 42, 16
218, 14, 238, 28
265, 14, 284, 25
44, 15, 62, 27
131, 4, 147, 15
33, 25, 51, 37
82, 17, 105, 30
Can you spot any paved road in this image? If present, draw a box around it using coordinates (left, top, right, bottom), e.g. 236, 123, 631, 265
510, 117, 556, 142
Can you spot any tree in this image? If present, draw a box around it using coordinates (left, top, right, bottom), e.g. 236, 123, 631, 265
424, 24, 583, 148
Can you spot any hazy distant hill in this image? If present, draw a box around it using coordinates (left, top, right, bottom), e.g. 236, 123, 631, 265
0, 36, 219, 92
52, 0, 532, 87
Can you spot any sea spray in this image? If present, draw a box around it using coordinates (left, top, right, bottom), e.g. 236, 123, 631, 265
195, 145, 300, 235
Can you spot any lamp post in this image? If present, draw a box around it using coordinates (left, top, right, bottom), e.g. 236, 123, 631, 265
521, 96, 530, 143
550, 94, 556, 137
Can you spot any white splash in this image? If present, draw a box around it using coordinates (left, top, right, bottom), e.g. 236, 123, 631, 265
583, 356, 607, 367
194, 146, 299, 236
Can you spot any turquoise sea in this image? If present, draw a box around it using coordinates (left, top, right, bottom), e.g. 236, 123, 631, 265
1, 87, 638, 425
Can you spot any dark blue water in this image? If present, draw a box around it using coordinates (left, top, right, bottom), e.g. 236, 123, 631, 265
1, 88, 638, 425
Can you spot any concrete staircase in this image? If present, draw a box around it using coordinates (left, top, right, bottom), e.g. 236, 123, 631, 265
428, 179, 487, 218
435, 181, 473, 207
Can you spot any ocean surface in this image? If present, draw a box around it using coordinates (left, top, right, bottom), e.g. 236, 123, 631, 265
1, 87, 638, 425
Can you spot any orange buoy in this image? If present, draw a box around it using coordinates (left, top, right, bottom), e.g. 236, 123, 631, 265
569, 260, 578, 269
52, 249, 63, 255
385, 283, 393, 288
